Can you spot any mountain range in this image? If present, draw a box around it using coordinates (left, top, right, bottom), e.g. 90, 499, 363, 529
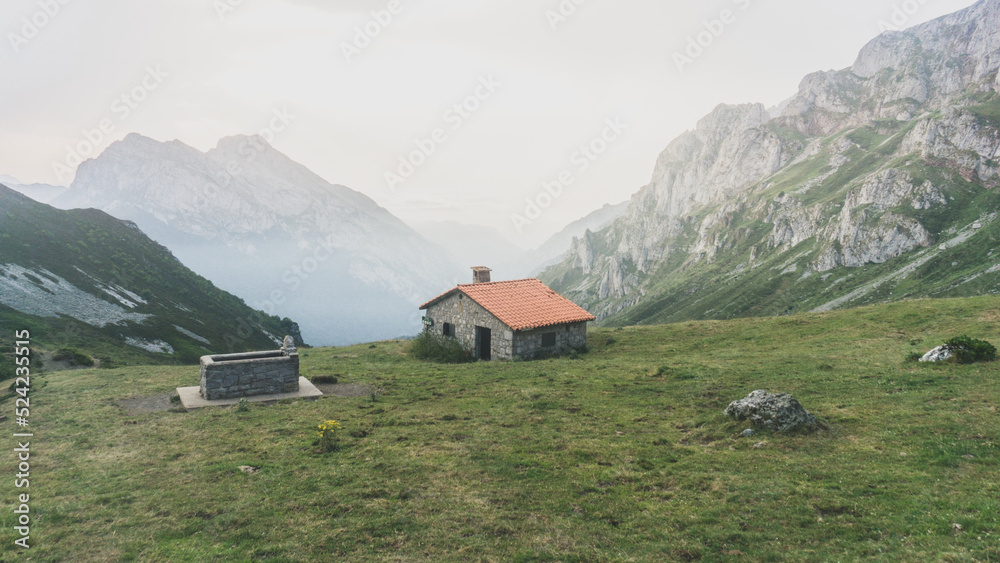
0, 174, 67, 204
412, 201, 629, 279
540, 0, 1000, 326
39, 132, 630, 345
51, 134, 466, 346
0, 185, 296, 366
8, 0, 999, 346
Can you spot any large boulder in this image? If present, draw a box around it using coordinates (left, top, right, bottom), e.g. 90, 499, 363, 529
724, 390, 821, 433
919, 345, 953, 363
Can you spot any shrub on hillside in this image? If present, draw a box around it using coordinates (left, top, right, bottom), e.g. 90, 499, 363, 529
0, 356, 14, 382
945, 336, 997, 364
96, 356, 118, 369
54, 348, 95, 367
408, 331, 473, 364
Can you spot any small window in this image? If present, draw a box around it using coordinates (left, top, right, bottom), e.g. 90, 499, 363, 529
442, 323, 453, 337
542, 333, 556, 347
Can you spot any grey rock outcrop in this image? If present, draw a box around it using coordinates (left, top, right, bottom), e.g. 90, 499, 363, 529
544, 0, 1000, 325
724, 390, 821, 433
920, 345, 954, 362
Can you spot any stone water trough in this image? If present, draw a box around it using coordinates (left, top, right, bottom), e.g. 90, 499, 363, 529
200, 348, 300, 400
177, 336, 322, 409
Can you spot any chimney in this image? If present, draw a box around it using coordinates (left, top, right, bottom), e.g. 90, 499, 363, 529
472, 266, 492, 284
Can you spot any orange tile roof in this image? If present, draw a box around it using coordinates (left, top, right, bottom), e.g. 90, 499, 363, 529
419, 278, 595, 331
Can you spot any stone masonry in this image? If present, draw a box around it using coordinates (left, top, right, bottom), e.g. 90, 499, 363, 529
199, 338, 299, 400
423, 292, 588, 361
513, 322, 587, 360
426, 292, 514, 359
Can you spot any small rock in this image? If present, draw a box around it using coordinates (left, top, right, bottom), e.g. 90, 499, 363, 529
740, 428, 755, 437
920, 345, 953, 362
952, 523, 963, 536
724, 390, 821, 433
753, 441, 768, 449
238, 465, 261, 474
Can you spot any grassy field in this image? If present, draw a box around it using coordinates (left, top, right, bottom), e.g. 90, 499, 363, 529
2, 297, 1000, 561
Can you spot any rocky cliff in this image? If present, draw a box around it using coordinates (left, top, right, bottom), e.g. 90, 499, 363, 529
543, 0, 1000, 325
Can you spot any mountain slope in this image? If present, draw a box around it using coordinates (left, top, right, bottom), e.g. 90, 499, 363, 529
53, 134, 462, 345
542, 0, 1000, 326
518, 201, 629, 277
0, 174, 68, 204
0, 185, 298, 366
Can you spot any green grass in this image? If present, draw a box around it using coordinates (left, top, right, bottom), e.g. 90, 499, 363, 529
965, 100, 1000, 130
2, 297, 999, 560
0, 188, 297, 365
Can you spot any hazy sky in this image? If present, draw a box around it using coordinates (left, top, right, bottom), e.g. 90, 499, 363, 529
0, 0, 981, 247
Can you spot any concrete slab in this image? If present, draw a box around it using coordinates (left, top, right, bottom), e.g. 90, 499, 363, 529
177, 377, 323, 410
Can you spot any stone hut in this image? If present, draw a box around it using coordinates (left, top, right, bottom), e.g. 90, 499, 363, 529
419, 267, 595, 361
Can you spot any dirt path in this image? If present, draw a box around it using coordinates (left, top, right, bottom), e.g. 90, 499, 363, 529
118, 392, 178, 415
313, 383, 375, 397
117, 382, 374, 414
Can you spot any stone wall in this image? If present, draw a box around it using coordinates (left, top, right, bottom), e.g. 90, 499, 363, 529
199, 349, 299, 400
424, 293, 514, 360
423, 294, 588, 361
513, 322, 588, 359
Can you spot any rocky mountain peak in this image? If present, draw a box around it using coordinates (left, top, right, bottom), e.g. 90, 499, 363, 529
543, 0, 1000, 327
696, 103, 769, 137
850, 31, 920, 80
214, 133, 273, 153
49, 133, 462, 345
852, 0, 1000, 82
773, 0, 1000, 137
106, 132, 199, 159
